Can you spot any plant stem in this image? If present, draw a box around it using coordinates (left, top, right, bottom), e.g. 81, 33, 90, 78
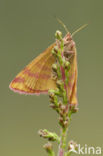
58, 129, 67, 156
39, 30, 78, 156
58, 104, 72, 156
48, 151, 55, 156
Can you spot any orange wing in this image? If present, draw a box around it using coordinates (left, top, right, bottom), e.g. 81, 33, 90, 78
9, 42, 78, 105
9, 43, 56, 95
67, 46, 78, 105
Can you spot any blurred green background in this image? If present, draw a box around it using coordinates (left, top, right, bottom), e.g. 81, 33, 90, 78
0, 0, 103, 155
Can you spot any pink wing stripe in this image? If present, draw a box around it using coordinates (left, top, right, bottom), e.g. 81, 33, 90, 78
36, 63, 51, 71
23, 68, 51, 79
24, 68, 51, 79
9, 86, 48, 95
12, 77, 25, 83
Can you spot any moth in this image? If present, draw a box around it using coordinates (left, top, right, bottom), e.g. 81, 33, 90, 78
9, 22, 87, 106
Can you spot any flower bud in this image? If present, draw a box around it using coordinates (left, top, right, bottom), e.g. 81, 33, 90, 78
69, 104, 79, 113
49, 91, 55, 99
52, 64, 57, 72
50, 103, 56, 109
51, 71, 58, 80
58, 101, 63, 107
59, 116, 63, 123
38, 129, 48, 138
63, 120, 69, 128
63, 60, 70, 70
55, 30, 62, 40
52, 49, 57, 57
54, 46, 58, 53
56, 80, 64, 89
43, 142, 53, 153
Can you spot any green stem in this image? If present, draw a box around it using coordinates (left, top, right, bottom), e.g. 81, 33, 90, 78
48, 151, 55, 156
58, 109, 72, 156
61, 128, 68, 149
58, 128, 68, 156
64, 151, 71, 156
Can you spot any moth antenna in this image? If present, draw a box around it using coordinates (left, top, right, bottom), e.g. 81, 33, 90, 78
56, 18, 69, 33
72, 24, 88, 37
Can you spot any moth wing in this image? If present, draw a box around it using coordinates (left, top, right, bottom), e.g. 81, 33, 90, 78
9, 43, 56, 95
67, 47, 78, 105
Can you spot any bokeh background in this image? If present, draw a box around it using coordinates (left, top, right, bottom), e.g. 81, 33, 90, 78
0, 0, 103, 155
